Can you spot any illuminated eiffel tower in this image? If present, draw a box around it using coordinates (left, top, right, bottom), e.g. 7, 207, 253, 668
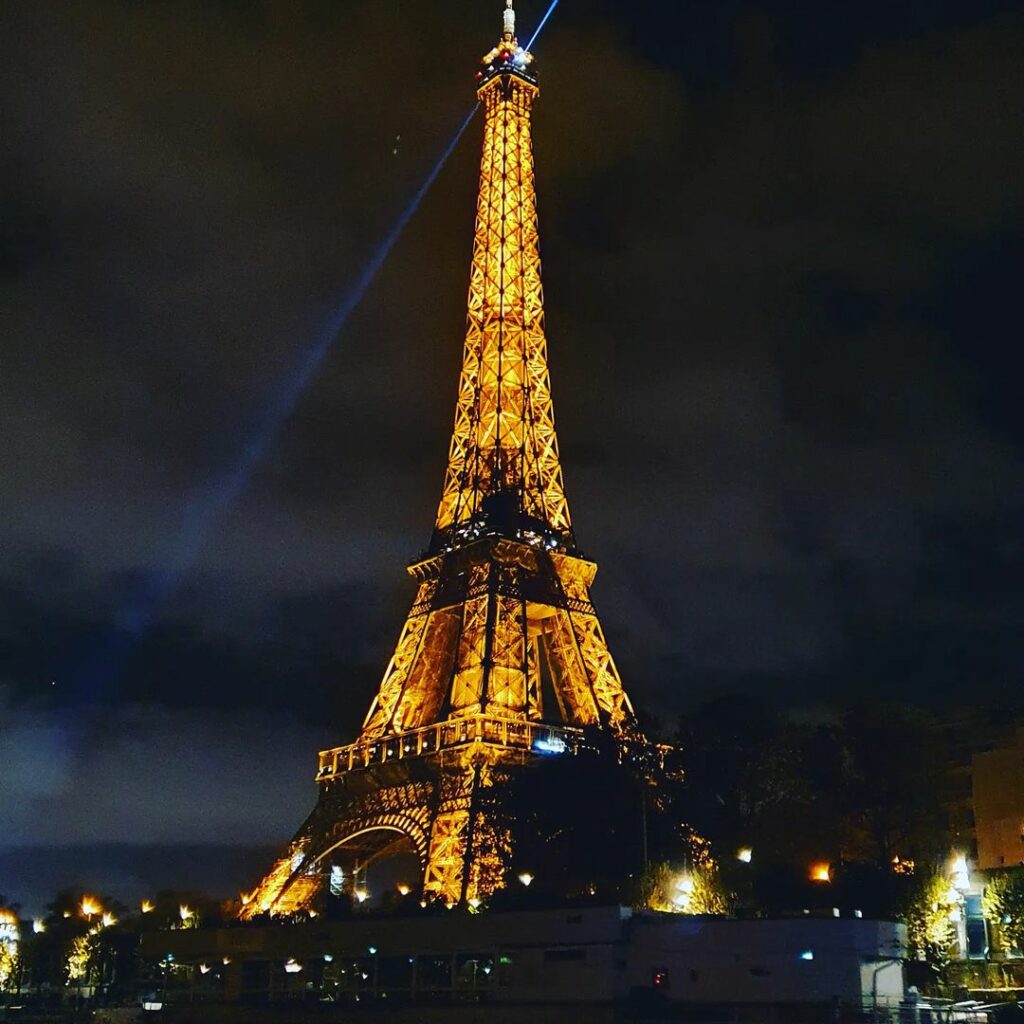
242, 1, 643, 915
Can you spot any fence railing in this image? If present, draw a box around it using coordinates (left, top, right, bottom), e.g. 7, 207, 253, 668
317, 716, 583, 779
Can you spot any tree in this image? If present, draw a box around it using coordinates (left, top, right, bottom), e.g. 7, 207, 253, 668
19, 889, 130, 997
674, 696, 847, 865
0, 900, 20, 994
982, 869, 1024, 956
635, 857, 732, 915
836, 704, 950, 868
143, 889, 223, 930
901, 867, 960, 972
480, 730, 671, 902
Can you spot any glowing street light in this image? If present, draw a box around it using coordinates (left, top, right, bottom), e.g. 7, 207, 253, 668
397, 884, 411, 896
737, 848, 753, 863
101, 913, 117, 928
283, 959, 303, 974
671, 874, 695, 911
80, 896, 101, 918
140, 900, 154, 914
950, 853, 970, 892
179, 905, 193, 922
354, 889, 369, 904
809, 862, 831, 883
517, 872, 534, 887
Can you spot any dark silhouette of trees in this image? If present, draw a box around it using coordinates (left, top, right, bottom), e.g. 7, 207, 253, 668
482, 729, 685, 903
675, 696, 952, 871
674, 696, 847, 865
837, 703, 949, 867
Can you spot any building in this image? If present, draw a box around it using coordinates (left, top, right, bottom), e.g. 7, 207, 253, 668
629, 916, 906, 1007
973, 726, 1024, 870
138, 906, 906, 1013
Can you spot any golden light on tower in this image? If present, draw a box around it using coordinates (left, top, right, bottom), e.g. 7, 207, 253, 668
239, 0, 646, 919
432, 24, 564, 538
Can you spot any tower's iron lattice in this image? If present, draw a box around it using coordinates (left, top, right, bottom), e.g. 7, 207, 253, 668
242, 1, 644, 915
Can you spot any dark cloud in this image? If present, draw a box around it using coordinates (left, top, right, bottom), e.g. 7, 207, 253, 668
1, 0, 1022, 872
0, 687, 327, 846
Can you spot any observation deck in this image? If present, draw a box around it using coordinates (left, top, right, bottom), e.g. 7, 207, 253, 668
317, 715, 582, 781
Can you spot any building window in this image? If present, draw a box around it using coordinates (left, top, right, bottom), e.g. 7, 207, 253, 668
965, 894, 988, 960
543, 947, 586, 962
455, 953, 495, 990
417, 954, 452, 991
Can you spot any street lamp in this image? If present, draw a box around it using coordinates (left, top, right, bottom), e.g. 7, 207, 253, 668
80, 897, 101, 918
809, 862, 831, 883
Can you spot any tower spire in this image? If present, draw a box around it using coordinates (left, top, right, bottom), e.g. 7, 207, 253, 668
436, 0, 549, 550
503, 0, 516, 42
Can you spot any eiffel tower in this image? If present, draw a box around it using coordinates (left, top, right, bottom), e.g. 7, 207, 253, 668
241, 0, 643, 916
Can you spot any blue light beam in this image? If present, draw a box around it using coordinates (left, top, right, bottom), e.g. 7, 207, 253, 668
525, 0, 560, 52
72, 1, 564, 693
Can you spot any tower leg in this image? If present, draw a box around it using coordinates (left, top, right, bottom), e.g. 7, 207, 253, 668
422, 767, 474, 904
421, 761, 510, 905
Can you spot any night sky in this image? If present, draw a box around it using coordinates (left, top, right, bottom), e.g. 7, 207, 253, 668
1, 1, 1022, 910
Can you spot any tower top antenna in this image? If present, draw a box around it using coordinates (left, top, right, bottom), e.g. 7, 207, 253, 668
503, 0, 516, 42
